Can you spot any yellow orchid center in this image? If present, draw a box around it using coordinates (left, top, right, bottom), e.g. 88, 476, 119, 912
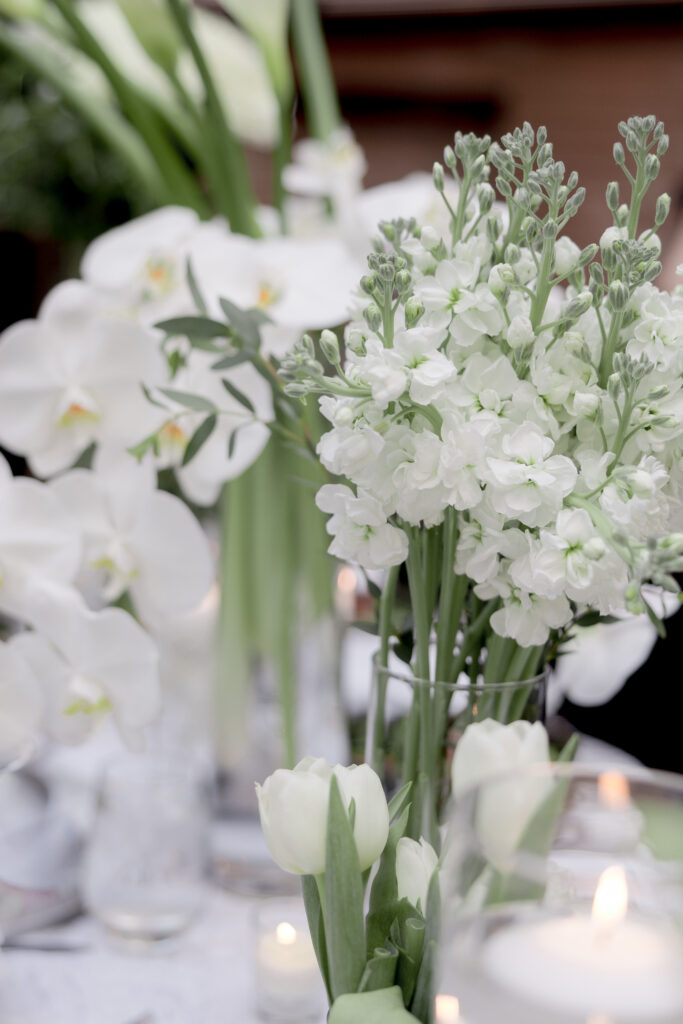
256, 281, 279, 309
143, 256, 176, 297
58, 403, 99, 427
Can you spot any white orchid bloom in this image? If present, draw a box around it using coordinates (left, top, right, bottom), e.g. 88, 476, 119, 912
13, 583, 160, 749
80, 206, 201, 325
177, 8, 279, 149
0, 639, 44, 770
0, 453, 81, 620
154, 350, 274, 507
0, 280, 166, 478
187, 224, 360, 357
49, 447, 214, 619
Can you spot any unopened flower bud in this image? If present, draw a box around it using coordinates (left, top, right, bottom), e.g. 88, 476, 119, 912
613, 142, 626, 166
319, 329, 340, 365
583, 537, 608, 560
478, 183, 495, 214
284, 382, 309, 398
645, 153, 660, 180
488, 263, 515, 295
395, 270, 412, 294
578, 243, 599, 268
655, 193, 671, 226
433, 162, 445, 192
379, 221, 395, 243
543, 219, 559, 240
360, 274, 377, 296
572, 391, 600, 417
615, 204, 629, 227
404, 296, 425, 328
606, 181, 620, 212
564, 291, 593, 319
504, 243, 521, 265
507, 315, 535, 350
608, 280, 629, 311
657, 134, 670, 157
607, 372, 622, 400
363, 303, 382, 332
643, 261, 662, 283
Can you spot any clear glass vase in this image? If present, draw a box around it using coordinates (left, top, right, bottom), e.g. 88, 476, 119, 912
366, 648, 547, 841
437, 763, 683, 1024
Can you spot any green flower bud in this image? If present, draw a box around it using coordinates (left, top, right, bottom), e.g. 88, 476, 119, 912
578, 243, 599, 268
645, 153, 660, 181
363, 303, 382, 332
615, 204, 630, 228
478, 183, 495, 214
319, 330, 340, 365
608, 280, 629, 311
613, 142, 626, 166
606, 181, 620, 213
284, 382, 309, 398
542, 219, 559, 240
643, 261, 662, 283
563, 291, 593, 320
505, 243, 521, 264
360, 274, 378, 296
405, 296, 425, 328
607, 372, 622, 400
395, 270, 412, 294
655, 193, 671, 227
379, 221, 395, 243
657, 134, 670, 157
378, 262, 395, 283
433, 162, 445, 193
495, 176, 512, 199
443, 145, 456, 170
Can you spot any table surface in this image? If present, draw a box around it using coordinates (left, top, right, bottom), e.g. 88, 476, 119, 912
0, 886, 327, 1024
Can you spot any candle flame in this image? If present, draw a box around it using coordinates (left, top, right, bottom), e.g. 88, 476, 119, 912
275, 921, 297, 945
598, 772, 630, 809
592, 865, 628, 931
434, 994, 460, 1022
585, 1015, 616, 1024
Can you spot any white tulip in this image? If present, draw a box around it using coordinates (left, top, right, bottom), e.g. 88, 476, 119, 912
451, 719, 551, 869
396, 836, 438, 913
256, 757, 389, 875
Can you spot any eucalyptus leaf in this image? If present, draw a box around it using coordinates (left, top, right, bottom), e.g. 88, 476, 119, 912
325, 775, 366, 1000
211, 352, 252, 371
159, 387, 218, 413
156, 315, 230, 340
219, 296, 268, 350
182, 414, 217, 466
140, 382, 168, 410
222, 377, 256, 414
186, 257, 208, 315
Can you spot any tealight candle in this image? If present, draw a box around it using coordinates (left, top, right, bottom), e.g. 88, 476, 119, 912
253, 900, 325, 1023
482, 866, 683, 1020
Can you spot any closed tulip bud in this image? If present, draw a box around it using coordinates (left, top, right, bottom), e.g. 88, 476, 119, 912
396, 837, 438, 914
452, 720, 551, 869
256, 758, 389, 875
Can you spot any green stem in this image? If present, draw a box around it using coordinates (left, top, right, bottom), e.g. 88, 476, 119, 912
165, 0, 260, 234
598, 309, 625, 389
530, 233, 556, 330
50, 0, 207, 214
369, 564, 399, 775
290, 0, 341, 140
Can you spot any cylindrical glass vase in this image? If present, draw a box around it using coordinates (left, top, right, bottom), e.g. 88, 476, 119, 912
437, 763, 683, 1024
366, 648, 546, 838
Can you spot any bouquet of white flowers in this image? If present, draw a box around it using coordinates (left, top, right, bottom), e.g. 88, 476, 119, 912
279, 115, 683, 834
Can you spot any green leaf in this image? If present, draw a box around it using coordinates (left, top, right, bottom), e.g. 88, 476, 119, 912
410, 872, 440, 1021
369, 802, 411, 919
211, 352, 252, 371
393, 916, 425, 1007
159, 387, 218, 413
388, 781, 413, 823
366, 898, 415, 965
301, 875, 331, 1001
325, 775, 366, 1000
140, 383, 168, 410
227, 424, 245, 459
219, 296, 268, 350
182, 414, 217, 466
221, 377, 256, 414
328, 986, 420, 1024
128, 433, 159, 462
156, 316, 230, 340
186, 258, 208, 315
358, 945, 398, 993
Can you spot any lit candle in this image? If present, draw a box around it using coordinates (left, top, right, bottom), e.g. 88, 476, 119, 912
334, 565, 358, 622
255, 915, 325, 1022
482, 866, 683, 1019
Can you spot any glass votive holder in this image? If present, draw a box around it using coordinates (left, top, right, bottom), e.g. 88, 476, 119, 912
81, 757, 208, 941
436, 763, 683, 1024
252, 897, 327, 1023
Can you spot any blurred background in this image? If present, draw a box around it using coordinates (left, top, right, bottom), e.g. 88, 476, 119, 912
1, 0, 682, 771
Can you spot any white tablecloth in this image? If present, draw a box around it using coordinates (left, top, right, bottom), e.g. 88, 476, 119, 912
0, 887, 326, 1024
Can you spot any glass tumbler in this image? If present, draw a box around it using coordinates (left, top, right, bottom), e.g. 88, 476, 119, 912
82, 758, 208, 940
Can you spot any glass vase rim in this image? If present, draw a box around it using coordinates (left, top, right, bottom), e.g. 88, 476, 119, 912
372, 645, 548, 692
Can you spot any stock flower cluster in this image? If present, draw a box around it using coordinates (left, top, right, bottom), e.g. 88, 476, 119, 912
283, 118, 683, 648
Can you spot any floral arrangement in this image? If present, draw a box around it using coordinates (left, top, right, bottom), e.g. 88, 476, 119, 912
253, 115, 683, 1019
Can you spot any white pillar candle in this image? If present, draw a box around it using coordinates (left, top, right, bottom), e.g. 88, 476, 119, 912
255, 916, 325, 1022
482, 866, 683, 1020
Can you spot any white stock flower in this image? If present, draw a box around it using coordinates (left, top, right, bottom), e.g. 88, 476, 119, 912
0, 454, 81, 619
13, 582, 160, 748
439, 422, 485, 510
451, 719, 551, 868
490, 586, 572, 647
81, 206, 200, 324
49, 447, 213, 618
316, 484, 408, 570
256, 757, 389, 875
552, 236, 581, 278
396, 836, 439, 914
283, 127, 367, 202
0, 639, 43, 769
485, 422, 577, 527
0, 281, 166, 477
506, 314, 535, 350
